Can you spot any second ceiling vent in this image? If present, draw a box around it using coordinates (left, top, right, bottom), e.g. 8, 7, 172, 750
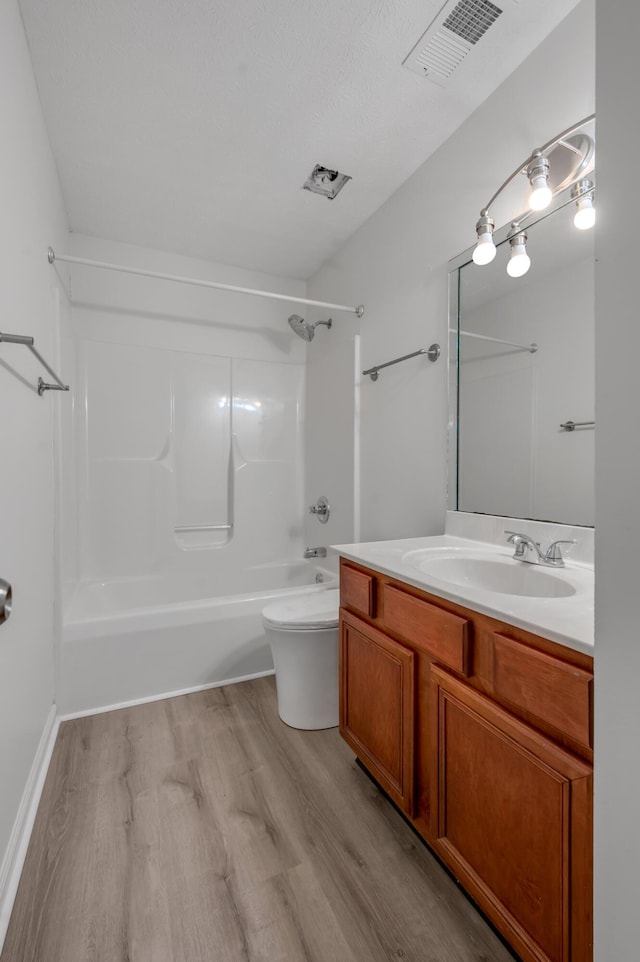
403, 0, 504, 87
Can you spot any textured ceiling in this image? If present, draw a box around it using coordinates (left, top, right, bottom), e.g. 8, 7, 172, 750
19, 0, 581, 279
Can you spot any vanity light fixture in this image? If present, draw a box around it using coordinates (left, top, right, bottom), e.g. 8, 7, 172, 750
572, 179, 596, 230
472, 113, 595, 277
506, 229, 531, 278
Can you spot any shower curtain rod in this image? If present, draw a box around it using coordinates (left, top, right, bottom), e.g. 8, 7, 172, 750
47, 248, 365, 317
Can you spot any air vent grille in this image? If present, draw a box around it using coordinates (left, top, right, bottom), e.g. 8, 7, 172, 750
403, 0, 504, 87
413, 31, 470, 82
443, 0, 502, 45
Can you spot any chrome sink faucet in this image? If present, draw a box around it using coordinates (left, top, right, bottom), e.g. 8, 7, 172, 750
505, 531, 575, 568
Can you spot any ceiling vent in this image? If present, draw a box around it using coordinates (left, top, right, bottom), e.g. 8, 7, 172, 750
302, 165, 351, 200
403, 0, 503, 87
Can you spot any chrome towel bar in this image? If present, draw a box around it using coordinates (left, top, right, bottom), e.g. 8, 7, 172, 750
363, 344, 440, 382
560, 420, 595, 431
0, 331, 69, 396
174, 524, 233, 533
450, 329, 538, 353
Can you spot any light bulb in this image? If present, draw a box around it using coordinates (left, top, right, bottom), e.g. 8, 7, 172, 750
527, 154, 552, 211
472, 230, 497, 265
574, 203, 595, 230
472, 214, 496, 265
529, 180, 553, 211
573, 182, 596, 230
507, 246, 531, 277
507, 231, 530, 277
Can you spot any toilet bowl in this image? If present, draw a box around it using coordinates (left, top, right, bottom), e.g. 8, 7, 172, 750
262, 588, 340, 730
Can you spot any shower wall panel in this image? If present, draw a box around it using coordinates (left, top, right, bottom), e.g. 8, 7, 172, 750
173, 353, 232, 534
62, 235, 307, 596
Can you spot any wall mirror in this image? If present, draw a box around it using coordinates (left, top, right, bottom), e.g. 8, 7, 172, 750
448, 140, 595, 527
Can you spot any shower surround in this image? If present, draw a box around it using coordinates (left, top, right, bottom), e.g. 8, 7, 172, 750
58, 235, 328, 714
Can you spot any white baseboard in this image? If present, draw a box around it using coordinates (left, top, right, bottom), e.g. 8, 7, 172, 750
0, 705, 59, 954
58, 668, 275, 721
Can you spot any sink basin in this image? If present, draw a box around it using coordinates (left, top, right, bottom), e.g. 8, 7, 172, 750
405, 553, 576, 598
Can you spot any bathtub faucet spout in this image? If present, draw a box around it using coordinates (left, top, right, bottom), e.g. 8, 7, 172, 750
304, 547, 327, 559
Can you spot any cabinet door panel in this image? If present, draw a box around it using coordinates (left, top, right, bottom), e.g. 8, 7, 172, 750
340, 612, 415, 814
431, 666, 592, 962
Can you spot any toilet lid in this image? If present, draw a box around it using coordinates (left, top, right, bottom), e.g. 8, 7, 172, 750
262, 588, 340, 629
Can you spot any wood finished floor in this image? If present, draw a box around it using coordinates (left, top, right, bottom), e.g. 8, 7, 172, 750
2, 677, 517, 962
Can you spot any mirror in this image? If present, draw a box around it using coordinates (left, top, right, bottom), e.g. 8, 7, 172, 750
449, 197, 594, 526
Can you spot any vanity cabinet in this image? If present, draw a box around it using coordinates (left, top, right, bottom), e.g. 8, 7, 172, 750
339, 559, 593, 962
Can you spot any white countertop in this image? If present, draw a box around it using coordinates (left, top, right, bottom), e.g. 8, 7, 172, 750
331, 534, 594, 657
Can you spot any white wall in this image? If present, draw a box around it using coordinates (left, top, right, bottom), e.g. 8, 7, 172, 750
0, 0, 69, 930
307, 1, 594, 544
61, 234, 308, 600
594, 1, 640, 958
303, 312, 360, 554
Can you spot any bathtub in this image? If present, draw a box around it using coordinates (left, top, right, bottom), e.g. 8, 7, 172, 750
59, 561, 337, 716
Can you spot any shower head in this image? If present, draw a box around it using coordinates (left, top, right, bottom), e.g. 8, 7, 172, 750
287, 314, 332, 342
288, 314, 313, 341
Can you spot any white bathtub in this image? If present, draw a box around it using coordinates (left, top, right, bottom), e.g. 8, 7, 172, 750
59, 561, 337, 716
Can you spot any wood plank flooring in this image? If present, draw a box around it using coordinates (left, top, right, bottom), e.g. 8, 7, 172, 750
2, 677, 517, 962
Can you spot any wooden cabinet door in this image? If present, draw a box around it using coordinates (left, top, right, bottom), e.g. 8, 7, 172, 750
340, 611, 415, 814
430, 666, 592, 962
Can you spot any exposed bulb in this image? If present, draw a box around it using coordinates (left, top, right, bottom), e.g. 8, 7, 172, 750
507, 246, 531, 277
472, 214, 496, 265
528, 177, 553, 211
574, 205, 595, 230
507, 231, 530, 277
472, 230, 497, 265
573, 190, 595, 230
527, 154, 552, 211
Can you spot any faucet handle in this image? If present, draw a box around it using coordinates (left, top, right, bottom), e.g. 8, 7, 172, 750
544, 540, 575, 565
309, 496, 330, 523
504, 531, 529, 557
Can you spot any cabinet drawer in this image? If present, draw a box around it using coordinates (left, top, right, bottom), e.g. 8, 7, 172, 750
383, 585, 470, 674
340, 564, 376, 617
493, 632, 593, 748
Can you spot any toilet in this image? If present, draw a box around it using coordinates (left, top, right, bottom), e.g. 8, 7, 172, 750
262, 588, 340, 730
